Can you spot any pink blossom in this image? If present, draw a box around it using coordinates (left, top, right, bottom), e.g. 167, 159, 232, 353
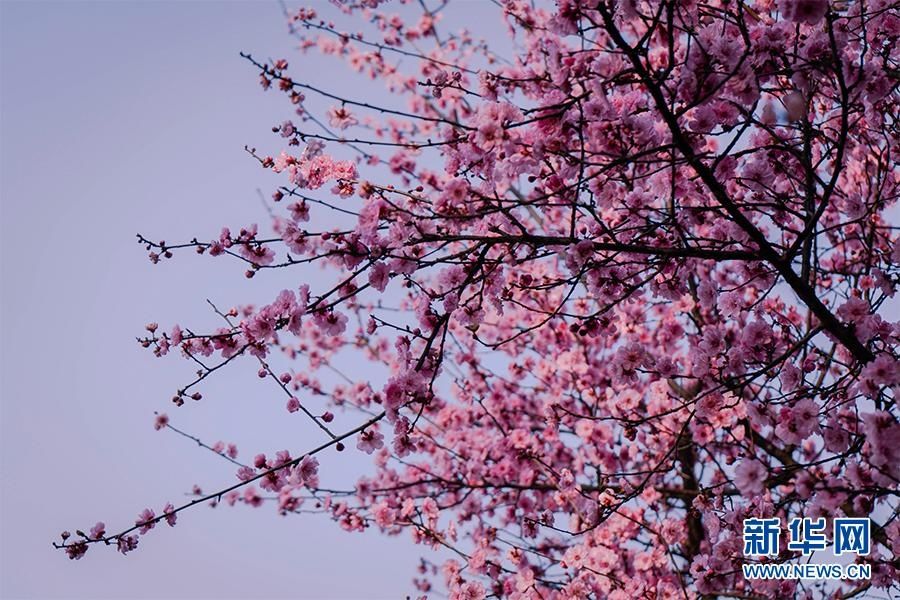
279, 120, 295, 137
290, 456, 320, 487
243, 486, 263, 508
717, 291, 742, 317
735, 459, 767, 495
822, 418, 850, 453
452, 581, 486, 600
288, 200, 310, 222
89, 522, 106, 539
162, 503, 177, 527
357, 429, 384, 454
774, 399, 820, 444
836, 297, 870, 322
861, 353, 899, 391
696, 280, 718, 310
135, 508, 156, 534
368, 262, 390, 292
153, 413, 169, 431
327, 106, 358, 129
116, 535, 139, 555
862, 411, 900, 481
780, 363, 802, 392
314, 310, 348, 336
65, 541, 88, 560
565, 240, 595, 270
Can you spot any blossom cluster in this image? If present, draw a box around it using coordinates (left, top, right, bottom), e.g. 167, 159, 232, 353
63, 0, 899, 598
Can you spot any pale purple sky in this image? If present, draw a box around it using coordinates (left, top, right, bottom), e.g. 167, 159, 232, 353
0, 1, 486, 597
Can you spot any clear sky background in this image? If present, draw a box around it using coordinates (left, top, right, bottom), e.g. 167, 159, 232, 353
0, 1, 478, 597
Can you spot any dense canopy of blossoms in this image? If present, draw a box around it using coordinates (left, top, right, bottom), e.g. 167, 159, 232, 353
58, 0, 899, 597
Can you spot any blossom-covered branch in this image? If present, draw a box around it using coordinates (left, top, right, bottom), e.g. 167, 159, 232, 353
59, 0, 899, 598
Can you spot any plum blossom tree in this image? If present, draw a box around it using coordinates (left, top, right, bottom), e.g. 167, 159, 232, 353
56, 0, 900, 597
